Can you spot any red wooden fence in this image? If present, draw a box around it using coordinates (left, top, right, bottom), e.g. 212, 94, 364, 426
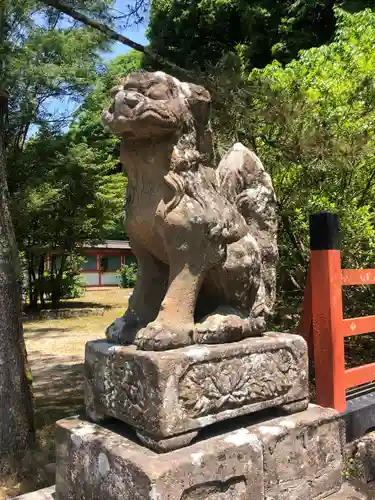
298, 212, 375, 413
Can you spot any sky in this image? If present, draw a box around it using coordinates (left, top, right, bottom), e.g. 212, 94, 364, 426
48, 1, 148, 126
102, 9, 148, 62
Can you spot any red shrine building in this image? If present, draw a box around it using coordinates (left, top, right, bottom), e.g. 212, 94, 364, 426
79, 240, 136, 287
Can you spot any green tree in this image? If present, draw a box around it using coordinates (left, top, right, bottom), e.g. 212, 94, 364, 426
147, 0, 375, 72
6, 0, 113, 189
12, 127, 126, 307
4, 0, 123, 311
12, 52, 143, 308
0, 0, 119, 473
211, 8, 375, 319
69, 51, 143, 239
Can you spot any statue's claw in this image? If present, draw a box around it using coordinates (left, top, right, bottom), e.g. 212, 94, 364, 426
196, 306, 265, 344
135, 322, 194, 351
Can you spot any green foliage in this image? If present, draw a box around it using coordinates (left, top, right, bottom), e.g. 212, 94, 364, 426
5, 0, 113, 169
148, 0, 337, 71
26, 252, 86, 309
59, 273, 86, 300
211, 8, 375, 319
70, 50, 143, 239
13, 130, 115, 249
14, 49, 143, 306
44, 254, 86, 302
119, 262, 137, 288
3, 3, 142, 306
57, 253, 86, 300
2, 0, 121, 307
12, 126, 127, 306
99, 173, 128, 239
147, 1, 375, 73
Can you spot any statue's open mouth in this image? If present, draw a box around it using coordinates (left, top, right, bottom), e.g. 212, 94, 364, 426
136, 106, 174, 123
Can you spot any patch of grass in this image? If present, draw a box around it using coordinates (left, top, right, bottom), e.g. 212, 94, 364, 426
1, 287, 130, 498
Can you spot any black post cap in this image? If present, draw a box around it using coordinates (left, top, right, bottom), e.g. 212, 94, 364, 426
309, 211, 341, 251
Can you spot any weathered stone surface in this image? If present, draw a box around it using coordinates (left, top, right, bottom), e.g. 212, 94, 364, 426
85, 332, 308, 448
55, 405, 342, 500
327, 481, 373, 499
250, 404, 343, 499
55, 417, 264, 500
102, 71, 278, 351
344, 431, 375, 483
15, 482, 368, 500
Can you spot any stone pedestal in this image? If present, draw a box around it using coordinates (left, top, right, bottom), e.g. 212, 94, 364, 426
84, 332, 309, 451
55, 405, 343, 500
14, 333, 349, 500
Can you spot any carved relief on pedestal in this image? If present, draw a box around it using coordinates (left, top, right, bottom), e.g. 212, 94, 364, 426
178, 349, 298, 418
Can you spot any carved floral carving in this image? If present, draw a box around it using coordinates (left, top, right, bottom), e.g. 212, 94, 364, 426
179, 349, 298, 417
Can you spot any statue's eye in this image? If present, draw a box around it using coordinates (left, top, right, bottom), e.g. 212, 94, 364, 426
146, 84, 168, 100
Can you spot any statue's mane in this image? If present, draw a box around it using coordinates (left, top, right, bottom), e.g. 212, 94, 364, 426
164, 82, 216, 213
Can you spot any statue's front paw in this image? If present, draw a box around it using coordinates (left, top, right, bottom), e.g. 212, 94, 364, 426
196, 306, 245, 344
135, 322, 194, 351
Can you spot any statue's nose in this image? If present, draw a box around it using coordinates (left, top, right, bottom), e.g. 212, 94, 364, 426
124, 92, 140, 109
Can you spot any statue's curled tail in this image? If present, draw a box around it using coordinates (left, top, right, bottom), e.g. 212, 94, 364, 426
217, 143, 278, 317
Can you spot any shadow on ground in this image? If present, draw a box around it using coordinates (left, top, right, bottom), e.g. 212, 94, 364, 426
31, 358, 85, 427
24, 328, 74, 340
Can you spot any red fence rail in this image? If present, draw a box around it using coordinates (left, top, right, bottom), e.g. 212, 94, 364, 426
298, 211, 375, 413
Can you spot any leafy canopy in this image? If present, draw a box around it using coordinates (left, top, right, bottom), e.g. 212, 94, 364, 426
147, 0, 374, 71
210, 8, 375, 317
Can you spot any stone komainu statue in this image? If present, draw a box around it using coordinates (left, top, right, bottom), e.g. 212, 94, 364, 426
102, 71, 278, 351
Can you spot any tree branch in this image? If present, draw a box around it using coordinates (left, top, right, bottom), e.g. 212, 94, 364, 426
39, 0, 193, 80
280, 213, 307, 269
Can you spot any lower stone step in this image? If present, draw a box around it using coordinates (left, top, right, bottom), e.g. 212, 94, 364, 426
54, 404, 342, 500
11, 482, 372, 500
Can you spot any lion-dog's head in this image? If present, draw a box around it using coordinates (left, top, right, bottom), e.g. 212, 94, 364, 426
102, 71, 211, 143
103, 71, 223, 223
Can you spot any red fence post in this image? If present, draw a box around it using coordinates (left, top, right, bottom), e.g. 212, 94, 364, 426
309, 212, 346, 412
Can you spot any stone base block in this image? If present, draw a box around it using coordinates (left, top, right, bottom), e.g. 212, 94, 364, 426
55, 405, 342, 500
344, 431, 375, 483
16, 483, 368, 500
84, 332, 309, 449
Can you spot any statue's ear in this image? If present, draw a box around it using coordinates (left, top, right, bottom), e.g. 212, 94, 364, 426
180, 82, 213, 160
181, 83, 211, 125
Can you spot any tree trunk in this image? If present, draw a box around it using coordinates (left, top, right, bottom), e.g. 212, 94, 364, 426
38, 254, 46, 309
39, 0, 194, 81
0, 87, 35, 474
27, 253, 38, 309
51, 253, 66, 309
